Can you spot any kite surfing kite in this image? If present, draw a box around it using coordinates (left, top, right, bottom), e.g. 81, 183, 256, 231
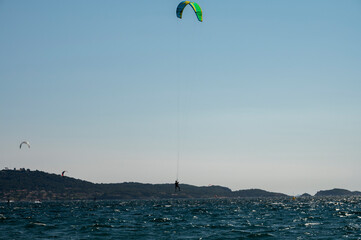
61, 171, 67, 177
176, 1, 203, 22
174, 1, 203, 191
19, 141, 30, 149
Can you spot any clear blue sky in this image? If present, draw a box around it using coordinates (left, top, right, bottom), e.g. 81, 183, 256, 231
1, 0, 360, 195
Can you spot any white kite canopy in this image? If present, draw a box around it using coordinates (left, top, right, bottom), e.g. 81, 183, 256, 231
19, 141, 30, 149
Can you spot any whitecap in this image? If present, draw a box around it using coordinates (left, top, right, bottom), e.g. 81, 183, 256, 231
32, 222, 47, 226
305, 222, 320, 227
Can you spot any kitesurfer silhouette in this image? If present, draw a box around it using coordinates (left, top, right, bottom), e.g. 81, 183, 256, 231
175, 180, 181, 192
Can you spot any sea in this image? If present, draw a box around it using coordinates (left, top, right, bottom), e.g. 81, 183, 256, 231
1, 197, 361, 239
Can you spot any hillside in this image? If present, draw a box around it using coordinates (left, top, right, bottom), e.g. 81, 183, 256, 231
0, 169, 288, 201
315, 188, 361, 197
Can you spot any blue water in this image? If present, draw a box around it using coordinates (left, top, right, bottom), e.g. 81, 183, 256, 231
1, 197, 361, 239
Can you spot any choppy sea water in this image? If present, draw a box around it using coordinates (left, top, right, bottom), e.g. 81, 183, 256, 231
1, 197, 361, 239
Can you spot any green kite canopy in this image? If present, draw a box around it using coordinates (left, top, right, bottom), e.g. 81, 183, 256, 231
176, 1, 203, 22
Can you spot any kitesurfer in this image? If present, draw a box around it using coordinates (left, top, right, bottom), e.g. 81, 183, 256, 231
175, 180, 181, 192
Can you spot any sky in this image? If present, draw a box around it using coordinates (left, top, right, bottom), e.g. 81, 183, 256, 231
0, 0, 360, 195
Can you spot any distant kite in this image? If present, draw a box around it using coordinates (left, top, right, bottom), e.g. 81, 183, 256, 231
20, 141, 30, 149
61, 171, 67, 177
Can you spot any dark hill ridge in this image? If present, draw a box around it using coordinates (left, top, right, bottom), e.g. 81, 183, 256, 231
3, 169, 361, 201
315, 188, 361, 197
0, 169, 288, 201
233, 189, 287, 198
299, 193, 312, 198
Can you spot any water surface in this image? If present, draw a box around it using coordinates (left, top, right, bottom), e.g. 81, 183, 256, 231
1, 197, 361, 239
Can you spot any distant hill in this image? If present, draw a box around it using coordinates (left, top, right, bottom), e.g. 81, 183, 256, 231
315, 188, 361, 197
0, 169, 289, 201
233, 189, 288, 198
299, 193, 312, 198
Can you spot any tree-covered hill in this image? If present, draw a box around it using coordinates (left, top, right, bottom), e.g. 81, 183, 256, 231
1, 169, 289, 201
233, 189, 288, 198
315, 188, 361, 197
